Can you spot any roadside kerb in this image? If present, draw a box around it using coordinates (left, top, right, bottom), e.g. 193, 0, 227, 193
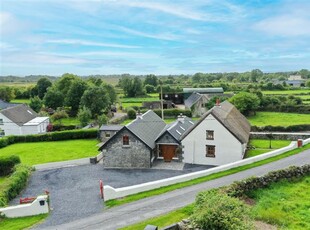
104, 140, 303, 201
34, 157, 90, 171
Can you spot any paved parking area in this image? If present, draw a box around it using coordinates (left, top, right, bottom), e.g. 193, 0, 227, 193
11, 163, 212, 228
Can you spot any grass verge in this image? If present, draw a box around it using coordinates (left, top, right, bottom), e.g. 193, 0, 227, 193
105, 143, 310, 208
246, 139, 291, 158
0, 214, 48, 230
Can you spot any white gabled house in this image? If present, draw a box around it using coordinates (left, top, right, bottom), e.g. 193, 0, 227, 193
0, 104, 50, 137
181, 101, 251, 166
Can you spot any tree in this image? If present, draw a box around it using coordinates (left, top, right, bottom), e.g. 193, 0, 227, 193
65, 80, 88, 116
97, 114, 108, 126
56, 73, 79, 98
29, 96, 43, 112
250, 69, 263, 82
144, 74, 158, 87
229, 92, 260, 116
120, 76, 145, 97
78, 106, 92, 127
102, 84, 117, 104
145, 84, 156, 93
306, 80, 310, 87
0, 86, 15, 102
51, 109, 68, 125
43, 87, 64, 109
36, 77, 52, 99
80, 86, 111, 117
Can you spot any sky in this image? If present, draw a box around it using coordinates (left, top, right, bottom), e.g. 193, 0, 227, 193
0, 0, 310, 76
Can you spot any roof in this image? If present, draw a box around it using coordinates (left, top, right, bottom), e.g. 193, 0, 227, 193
288, 75, 303, 80
0, 99, 19, 110
24, 117, 49, 126
181, 101, 251, 144
183, 87, 224, 94
156, 116, 195, 143
184, 92, 202, 108
0, 104, 39, 126
99, 125, 124, 131
126, 110, 166, 149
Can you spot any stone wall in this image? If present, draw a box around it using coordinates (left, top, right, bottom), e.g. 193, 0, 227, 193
102, 129, 151, 168
99, 130, 118, 143
250, 132, 310, 141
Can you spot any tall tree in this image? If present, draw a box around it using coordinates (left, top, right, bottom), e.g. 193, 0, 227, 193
144, 74, 158, 87
229, 92, 260, 116
120, 76, 145, 97
0, 86, 15, 102
65, 80, 88, 116
36, 77, 52, 99
250, 69, 263, 82
56, 73, 79, 98
43, 87, 64, 109
102, 83, 117, 104
29, 96, 43, 112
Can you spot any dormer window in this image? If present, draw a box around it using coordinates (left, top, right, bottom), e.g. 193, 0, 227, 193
123, 135, 129, 145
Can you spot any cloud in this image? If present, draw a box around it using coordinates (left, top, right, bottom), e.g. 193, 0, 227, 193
46, 39, 140, 48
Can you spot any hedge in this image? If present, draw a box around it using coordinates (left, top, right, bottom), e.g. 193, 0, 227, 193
0, 155, 21, 176
251, 124, 310, 132
0, 164, 32, 207
259, 105, 310, 114
225, 164, 310, 198
141, 108, 192, 118
0, 129, 98, 149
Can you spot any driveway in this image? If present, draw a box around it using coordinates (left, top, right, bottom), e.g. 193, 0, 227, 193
10, 163, 211, 228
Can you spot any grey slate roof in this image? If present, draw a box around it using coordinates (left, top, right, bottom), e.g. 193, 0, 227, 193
181, 101, 251, 144
156, 116, 195, 142
183, 87, 224, 94
0, 99, 19, 110
0, 104, 38, 126
126, 110, 166, 149
184, 92, 202, 108
99, 125, 124, 131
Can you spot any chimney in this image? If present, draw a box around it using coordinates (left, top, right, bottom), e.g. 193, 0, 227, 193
136, 112, 143, 119
177, 113, 185, 123
216, 98, 220, 106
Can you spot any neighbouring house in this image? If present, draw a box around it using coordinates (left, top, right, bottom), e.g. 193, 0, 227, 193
183, 87, 224, 99
0, 99, 19, 110
184, 92, 209, 117
0, 104, 49, 137
286, 75, 306, 87
99, 110, 166, 168
155, 115, 195, 162
99, 125, 123, 143
159, 93, 184, 104
181, 101, 251, 166
142, 100, 175, 110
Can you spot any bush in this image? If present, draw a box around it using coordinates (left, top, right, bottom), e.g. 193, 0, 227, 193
191, 190, 254, 230
141, 108, 192, 118
0, 155, 21, 176
127, 108, 136, 119
0, 164, 32, 207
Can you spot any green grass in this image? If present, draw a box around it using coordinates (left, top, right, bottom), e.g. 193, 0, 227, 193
250, 176, 310, 229
10, 99, 31, 104
120, 97, 160, 103
246, 139, 291, 158
248, 112, 310, 127
120, 205, 194, 230
55, 117, 80, 126
0, 139, 99, 165
262, 89, 310, 95
121, 102, 142, 109
0, 214, 47, 230
105, 143, 310, 208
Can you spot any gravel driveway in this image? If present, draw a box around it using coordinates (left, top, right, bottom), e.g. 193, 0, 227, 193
11, 163, 211, 228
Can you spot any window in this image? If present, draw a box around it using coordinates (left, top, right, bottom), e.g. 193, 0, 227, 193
123, 135, 129, 145
206, 130, 214, 140
206, 145, 215, 157
0, 130, 5, 137
105, 132, 111, 138
0, 119, 3, 125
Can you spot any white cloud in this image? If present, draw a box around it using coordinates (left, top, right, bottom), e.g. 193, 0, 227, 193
46, 39, 140, 48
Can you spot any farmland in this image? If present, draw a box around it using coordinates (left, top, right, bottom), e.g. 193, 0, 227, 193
246, 139, 291, 158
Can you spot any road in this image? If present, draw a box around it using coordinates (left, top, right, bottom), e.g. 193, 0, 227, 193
41, 148, 310, 230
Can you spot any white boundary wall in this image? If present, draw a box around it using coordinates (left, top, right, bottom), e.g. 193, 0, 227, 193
0, 195, 49, 218
104, 139, 310, 201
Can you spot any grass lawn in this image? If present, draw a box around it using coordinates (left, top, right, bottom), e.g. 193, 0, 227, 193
120, 97, 160, 103
55, 117, 80, 126
0, 139, 99, 165
246, 139, 291, 158
121, 102, 142, 109
0, 214, 48, 230
262, 89, 310, 95
120, 205, 194, 230
10, 99, 31, 104
249, 175, 310, 229
247, 112, 310, 127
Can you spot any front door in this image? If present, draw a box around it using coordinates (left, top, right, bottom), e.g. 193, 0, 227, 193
161, 145, 177, 162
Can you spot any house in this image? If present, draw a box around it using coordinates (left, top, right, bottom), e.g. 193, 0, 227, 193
183, 87, 224, 99
181, 101, 251, 166
155, 115, 195, 162
99, 125, 123, 143
0, 104, 49, 137
0, 99, 19, 110
142, 100, 175, 110
99, 110, 166, 168
286, 75, 306, 87
184, 92, 209, 117
159, 93, 184, 104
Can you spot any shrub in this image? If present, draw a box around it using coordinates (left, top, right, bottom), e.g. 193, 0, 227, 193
0, 155, 21, 176
191, 190, 254, 230
141, 108, 192, 118
127, 108, 136, 119
0, 164, 32, 207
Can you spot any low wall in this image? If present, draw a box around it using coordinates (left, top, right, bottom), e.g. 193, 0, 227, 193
250, 132, 310, 141
0, 195, 49, 218
103, 139, 310, 201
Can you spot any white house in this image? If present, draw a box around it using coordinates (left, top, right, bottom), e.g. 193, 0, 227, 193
181, 101, 251, 166
0, 104, 49, 137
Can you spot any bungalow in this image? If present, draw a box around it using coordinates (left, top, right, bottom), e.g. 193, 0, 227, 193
181, 101, 251, 166
0, 104, 49, 137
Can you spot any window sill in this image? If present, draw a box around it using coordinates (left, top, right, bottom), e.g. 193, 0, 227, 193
122, 145, 131, 148
205, 155, 215, 158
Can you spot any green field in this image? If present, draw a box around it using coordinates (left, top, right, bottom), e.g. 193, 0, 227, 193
262, 89, 310, 95
0, 214, 47, 230
248, 112, 310, 127
10, 99, 31, 104
246, 139, 291, 158
250, 175, 310, 229
0, 139, 99, 165
55, 117, 80, 126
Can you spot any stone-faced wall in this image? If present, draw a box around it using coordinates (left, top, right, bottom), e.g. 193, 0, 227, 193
156, 132, 179, 145
102, 129, 151, 168
250, 132, 310, 141
99, 130, 118, 143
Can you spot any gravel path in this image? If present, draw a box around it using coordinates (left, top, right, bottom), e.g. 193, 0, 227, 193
10, 163, 210, 228
42, 148, 310, 230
